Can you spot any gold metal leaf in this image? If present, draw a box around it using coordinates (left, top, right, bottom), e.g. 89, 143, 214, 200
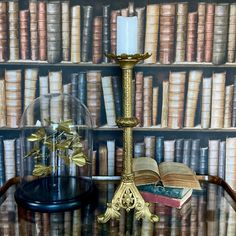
32, 164, 53, 177
70, 150, 87, 167
27, 128, 46, 142
24, 147, 40, 158
57, 119, 73, 134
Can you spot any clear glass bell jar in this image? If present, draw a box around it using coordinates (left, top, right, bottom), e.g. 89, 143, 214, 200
15, 93, 94, 212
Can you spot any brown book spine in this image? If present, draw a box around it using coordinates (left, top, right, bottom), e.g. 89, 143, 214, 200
0, 79, 6, 127
159, 4, 176, 64
115, 147, 123, 176
197, 3, 206, 62
144, 4, 159, 64
29, 1, 39, 60
98, 143, 108, 176
92, 16, 102, 64
136, 7, 145, 54
143, 76, 153, 127
186, 12, 198, 62
228, 4, 236, 62
152, 87, 159, 126
205, 4, 215, 62
135, 72, 143, 126
39, 76, 49, 125
110, 10, 120, 57
224, 84, 234, 128
161, 80, 169, 128
0, 2, 8, 61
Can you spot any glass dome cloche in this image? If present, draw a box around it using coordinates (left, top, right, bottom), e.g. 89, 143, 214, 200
15, 93, 94, 212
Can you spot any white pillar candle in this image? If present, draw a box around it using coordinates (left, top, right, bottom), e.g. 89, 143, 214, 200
117, 16, 138, 55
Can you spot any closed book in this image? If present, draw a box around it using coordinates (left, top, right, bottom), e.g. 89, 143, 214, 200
112, 76, 122, 119
107, 140, 115, 176
208, 140, 220, 176
0, 79, 6, 127
175, 139, 184, 163
155, 136, 164, 164
110, 10, 120, 56
134, 142, 145, 158
224, 85, 234, 128
0, 136, 5, 186
152, 87, 159, 126
0, 2, 8, 61
63, 83, 72, 120
232, 75, 236, 127
210, 72, 226, 128
182, 139, 192, 167
81, 6, 93, 62
143, 76, 153, 127
218, 141, 226, 179
190, 139, 200, 173
161, 81, 169, 127
201, 77, 212, 129
98, 143, 107, 176
70, 73, 78, 122
39, 76, 49, 126
115, 147, 123, 176
135, 72, 143, 126
136, 7, 145, 54
92, 16, 102, 64
140, 189, 192, 209
199, 147, 208, 175
144, 4, 159, 63
101, 76, 116, 126
184, 71, 202, 128
102, 5, 110, 63
144, 136, 155, 158
164, 140, 175, 162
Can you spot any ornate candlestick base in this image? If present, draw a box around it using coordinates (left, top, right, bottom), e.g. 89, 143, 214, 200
97, 53, 159, 223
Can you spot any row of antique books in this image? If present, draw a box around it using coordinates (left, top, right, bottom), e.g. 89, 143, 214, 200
1, 1, 236, 65
0, 185, 236, 236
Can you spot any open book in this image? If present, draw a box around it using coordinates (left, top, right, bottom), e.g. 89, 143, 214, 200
133, 157, 201, 190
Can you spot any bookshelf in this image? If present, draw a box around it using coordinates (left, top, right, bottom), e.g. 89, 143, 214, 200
0, 0, 236, 195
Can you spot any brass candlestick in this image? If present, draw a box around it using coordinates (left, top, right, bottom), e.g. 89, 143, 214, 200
97, 53, 159, 223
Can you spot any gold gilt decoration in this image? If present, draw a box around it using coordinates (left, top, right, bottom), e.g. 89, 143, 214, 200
25, 119, 88, 177
98, 54, 159, 223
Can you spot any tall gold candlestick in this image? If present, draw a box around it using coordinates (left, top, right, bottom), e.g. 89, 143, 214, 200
97, 53, 159, 223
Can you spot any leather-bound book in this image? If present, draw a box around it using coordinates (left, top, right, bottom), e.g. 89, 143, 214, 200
24, 69, 38, 125
201, 77, 212, 129
190, 196, 198, 235
29, 1, 39, 60
196, 3, 206, 62
175, 2, 188, 62
218, 197, 229, 236
186, 12, 197, 62
182, 139, 192, 167
184, 70, 202, 128
61, 1, 70, 61
211, 72, 226, 128
50, 213, 64, 235
224, 85, 234, 128
161, 80, 169, 127
143, 76, 153, 127
107, 140, 115, 176
63, 83, 72, 120
92, 16, 102, 64
199, 147, 208, 175
71, 73, 78, 99
134, 142, 145, 158
3, 139, 16, 181
190, 139, 200, 173
110, 10, 120, 57
115, 147, 123, 176
112, 76, 122, 119
47, 1, 61, 63
144, 4, 159, 64
164, 140, 175, 162
81, 5, 93, 62
39, 76, 49, 126
135, 72, 143, 126
175, 138, 184, 163
0, 136, 5, 186
152, 87, 159, 126
102, 5, 110, 63
86, 71, 102, 127
38, 1, 47, 61
0, 2, 8, 61
98, 143, 108, 176
228, 4, 236, 62
141, 204, 154, 236
5, 70, 22, 128
136, 7, 145, 54
205, 4, 215, 62
8, 1, 19, 60
71, 5, 81, 63
218, 141, 226, 179
226, 137, 236, 190
159, 4, 176, 64
144, 136, 155, 158
232, 76, 236, 127
227, 207, 236, 236
102, 76, 116, 126
0, 79, 6, 127
121, 8, 129, 17
72, 209, 82, 235
168, 72, 186, 129
208, 140, 220, 176
212, 4, 229, 65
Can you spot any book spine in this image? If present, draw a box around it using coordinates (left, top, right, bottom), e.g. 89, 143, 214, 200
232, 75, 236, 127
218, 141, 226, 180
0, 136, 5, 186
211, 72, 226, 128
201, 77, 212, 129
184, 70, 202, 127
135, 72, 143, 126
112, 76, 122, 118
50, 213, 64, 235
190, 196, 198, 235
110, 10, 120, 56
212, 3, 229, 65
199, 147, 208, 175
115, 147, 123, 175
224, 84, 234, 128
47, 1, 61, 64
81, 6, 93, 62
0, 2, 8, 61
143, 76, 153, 127
161, 81, 169, 127
136, 7, 145, 54
0, 79, 6, 127
190, 139, 200, 173
144, 4, 159, 64
227, 207, 236, 236
155, 136, 164, 164
144, 136, 155, 158
159, 4, 176, 64
19, 10, 30, 60
98, 143, 107, 176
164, 140, 175, 162
134, 142, 145, 158
182, 139, 192, 167
15, 138, 21, 177
61, 2, 70, 61
29, 1, 39, 60
141, 204, 154, 235
208, 140, 220, 176
38, 1, 47, 61
175, 138, 184, 163
92, 16, 102, 64
102, 5, 110, 63
175, 2, 188, 62
152, 87, 159, 126
39, 75, 49, 126
63, 83, 72, 120
71, 5, 81, 63
227, 4, 236, 62
168, 72, 186, 129
101, 76, 116, 126
107, 140, 115, 176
